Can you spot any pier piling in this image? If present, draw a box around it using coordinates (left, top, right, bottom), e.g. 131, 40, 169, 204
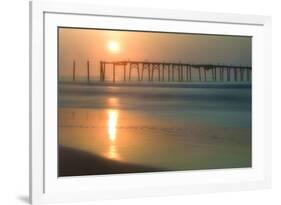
72, 60, 76, 82
87, 60, 90, 83
66, 60, 252, 84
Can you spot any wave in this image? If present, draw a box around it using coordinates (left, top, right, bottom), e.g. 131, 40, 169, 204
59, 84, 251, 103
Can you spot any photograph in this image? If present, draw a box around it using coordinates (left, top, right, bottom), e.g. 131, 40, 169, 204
58, 27, 252, 177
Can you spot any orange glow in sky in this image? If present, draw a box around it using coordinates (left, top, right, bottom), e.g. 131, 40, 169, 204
59, 28, 252, 78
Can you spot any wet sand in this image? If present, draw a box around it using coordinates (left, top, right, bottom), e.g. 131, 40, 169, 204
59, 146, 166, 176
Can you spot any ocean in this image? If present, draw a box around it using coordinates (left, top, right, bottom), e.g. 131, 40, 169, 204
58, 82, 252, 173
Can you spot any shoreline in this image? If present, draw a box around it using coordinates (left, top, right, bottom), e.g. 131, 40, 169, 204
59, 144, 251, 177
59, 81, 251, 89
59, 146, 167, 176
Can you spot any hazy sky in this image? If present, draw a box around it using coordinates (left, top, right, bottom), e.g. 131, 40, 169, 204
59, 28, 251, 78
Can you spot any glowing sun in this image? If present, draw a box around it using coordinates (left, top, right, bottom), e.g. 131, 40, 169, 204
107, 41, 120, 53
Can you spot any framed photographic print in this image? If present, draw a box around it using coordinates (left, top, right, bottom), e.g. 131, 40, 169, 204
30, 1, 271, 204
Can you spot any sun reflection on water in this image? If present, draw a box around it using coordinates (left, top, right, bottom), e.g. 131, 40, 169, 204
106, 109, 120, 160
108, 144, 119, 160
108, 109, 118, 141
107, 97, 119, 107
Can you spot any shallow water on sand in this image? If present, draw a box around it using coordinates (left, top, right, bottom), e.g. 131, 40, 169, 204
59, 83, 251, 171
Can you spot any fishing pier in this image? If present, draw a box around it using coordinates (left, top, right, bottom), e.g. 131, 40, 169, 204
70, 60, 252, 83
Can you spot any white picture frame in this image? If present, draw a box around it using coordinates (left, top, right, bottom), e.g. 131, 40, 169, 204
30, 1, 272, 204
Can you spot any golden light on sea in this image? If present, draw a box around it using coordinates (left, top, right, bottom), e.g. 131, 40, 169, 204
106, 109, 120, 160
107, 97, 119, 107
108, 109, 118, 141
108, 144, 119, 160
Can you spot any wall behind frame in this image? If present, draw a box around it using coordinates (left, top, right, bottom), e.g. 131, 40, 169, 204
0, 0, 279, 205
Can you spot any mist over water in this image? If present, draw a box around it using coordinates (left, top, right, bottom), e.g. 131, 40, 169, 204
59, 84, 251, 128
